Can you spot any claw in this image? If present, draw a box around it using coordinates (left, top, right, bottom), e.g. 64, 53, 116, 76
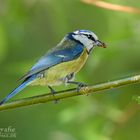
77, 83, 87, 92
66, 81, 87, 93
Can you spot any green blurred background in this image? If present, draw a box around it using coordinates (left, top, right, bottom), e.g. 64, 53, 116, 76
0, 0, 140, 139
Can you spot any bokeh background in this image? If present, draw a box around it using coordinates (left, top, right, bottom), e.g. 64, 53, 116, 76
0, 0, 140, 140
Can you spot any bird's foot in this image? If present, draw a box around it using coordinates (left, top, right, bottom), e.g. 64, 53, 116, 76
48, 86, 59, 104
66, 81, 88, 95
76, 82, 87, 92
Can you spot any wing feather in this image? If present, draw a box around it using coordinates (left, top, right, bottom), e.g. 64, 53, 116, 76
20, 40, 84, 81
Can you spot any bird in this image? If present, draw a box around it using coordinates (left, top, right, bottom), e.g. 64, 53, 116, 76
0, 29, 106, 105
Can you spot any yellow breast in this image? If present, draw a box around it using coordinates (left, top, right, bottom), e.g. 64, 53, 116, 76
32, 49, 88, 86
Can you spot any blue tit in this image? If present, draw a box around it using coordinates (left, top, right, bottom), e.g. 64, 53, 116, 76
0, 29, 106, 105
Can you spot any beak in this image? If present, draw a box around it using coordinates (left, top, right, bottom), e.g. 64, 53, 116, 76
96, 40, 107, 48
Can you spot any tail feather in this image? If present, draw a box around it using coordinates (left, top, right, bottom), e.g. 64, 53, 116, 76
0, 75, 37, 105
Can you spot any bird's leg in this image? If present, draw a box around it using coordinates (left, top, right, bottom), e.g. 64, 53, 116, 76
67, 81, 87, 92
64, 73, 87, 92
48, 85, 58, 103
63, 72, 75, 85
66, 73, 75, 81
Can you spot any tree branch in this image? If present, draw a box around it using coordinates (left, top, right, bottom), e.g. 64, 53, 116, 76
82, 0, 140, 14
0, 74, 140, 111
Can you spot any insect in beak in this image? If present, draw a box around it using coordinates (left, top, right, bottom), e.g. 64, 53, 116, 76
96, 40, 107, 48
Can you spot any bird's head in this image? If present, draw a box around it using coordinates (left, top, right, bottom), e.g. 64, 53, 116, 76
67, 30, 106, 53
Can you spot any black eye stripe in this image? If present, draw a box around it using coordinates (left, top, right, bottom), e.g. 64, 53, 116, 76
83, 34, 96, 41
67, 32, 96, 44
91, 36, 96, 41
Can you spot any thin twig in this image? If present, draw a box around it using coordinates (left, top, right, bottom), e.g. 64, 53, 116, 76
82, 0, 140, 14
0, 74, 140, 111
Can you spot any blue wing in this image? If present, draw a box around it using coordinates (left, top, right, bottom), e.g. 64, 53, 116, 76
20, 42, 84, 81
0, 39, 84, 105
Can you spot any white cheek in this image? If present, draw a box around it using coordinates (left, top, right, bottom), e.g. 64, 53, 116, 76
73, 35, 93, 52
86, 43, 94, 52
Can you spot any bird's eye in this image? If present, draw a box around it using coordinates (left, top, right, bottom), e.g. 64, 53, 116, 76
87, 34, 92, 39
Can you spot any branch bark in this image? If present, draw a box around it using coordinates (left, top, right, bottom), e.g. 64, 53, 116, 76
82, 0, 140, 14
0, 74, 140, 111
